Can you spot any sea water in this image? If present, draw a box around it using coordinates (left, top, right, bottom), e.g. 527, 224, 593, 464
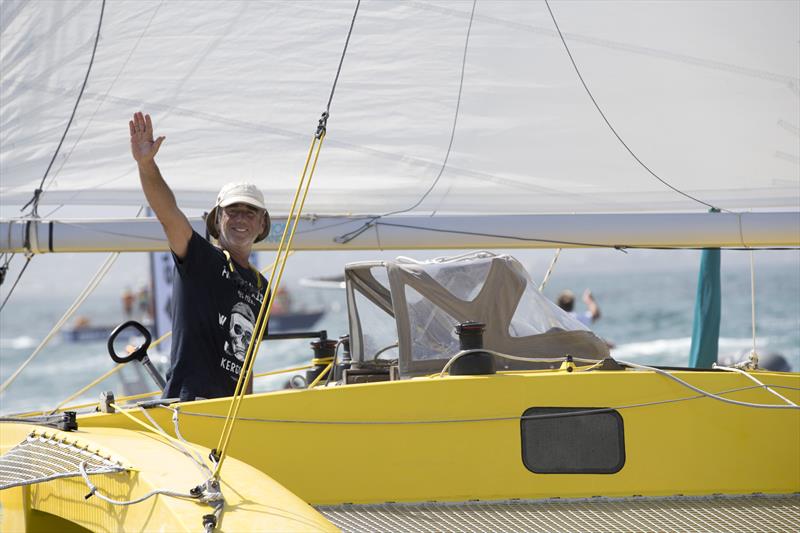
1, 258, 798, 415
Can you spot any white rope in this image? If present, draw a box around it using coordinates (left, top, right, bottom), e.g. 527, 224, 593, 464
538, 248, 562, 291
163, 383, 799, 426
748, 250, 759, 363
615, 359, 799, 410
170, 406, 215, 476
1, 252, 120, 393
712, 364, 797, 407
139, 406, 213, 478
438, 349, 599, 377
79, 461, 199, 506
438, 349, 797, 410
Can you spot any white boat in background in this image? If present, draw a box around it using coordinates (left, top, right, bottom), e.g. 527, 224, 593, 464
1, 1, 798, 532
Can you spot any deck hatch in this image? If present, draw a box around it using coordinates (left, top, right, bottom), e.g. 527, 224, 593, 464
521, 407, 625, 474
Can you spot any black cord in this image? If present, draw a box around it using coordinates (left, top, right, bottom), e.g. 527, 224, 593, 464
0, 256, 32, 312
20, 0, 107, 217
381, 0, 477, 217
326, 0, 361, 115
317, 0, 362, 138
0, 254, 11, 285
372, 220, 798, 251
542, 0, 723, 213
335, 0, 478, 244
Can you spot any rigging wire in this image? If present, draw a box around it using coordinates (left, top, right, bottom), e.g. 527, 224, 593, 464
542, 0, 723, 213
43, 250, 284, 417
410, 1, 797, 86
713, 364, 796, 407
20, 0, 107, 218
0, 252, 120, 394
0, 256, 31, 312
213, 130, 325, 477
381, 0, 477, 217
0, 251, 13, 285
325, 0, 361, 116
41, 364, 312, 417
46, 1, 165, 199
748, 250, 758, 360
165, 382, 800, 427
0, 206, 144, 394
538, 248, 562, 291
335, 0, 478, 244
368, 219, 798, 251
615, 358, 799, 409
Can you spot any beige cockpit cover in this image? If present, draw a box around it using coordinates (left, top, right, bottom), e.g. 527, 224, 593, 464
345, 252, 609, 377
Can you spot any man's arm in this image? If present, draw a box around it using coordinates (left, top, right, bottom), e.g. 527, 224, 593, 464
130, 112, 192, 259
582, 289, 601, 322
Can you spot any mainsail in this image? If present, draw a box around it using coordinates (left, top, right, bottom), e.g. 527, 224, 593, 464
1, 0, 798, 249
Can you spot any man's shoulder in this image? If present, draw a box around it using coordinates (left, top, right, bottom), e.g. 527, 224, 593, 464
187, 230, 224, 258
175, 231, 226, 276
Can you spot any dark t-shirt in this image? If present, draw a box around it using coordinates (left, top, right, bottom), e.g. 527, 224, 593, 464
162, 231, 268, 401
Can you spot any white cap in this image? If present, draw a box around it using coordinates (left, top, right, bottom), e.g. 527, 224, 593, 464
206, 182, 270, 242
215, 182, 266, 210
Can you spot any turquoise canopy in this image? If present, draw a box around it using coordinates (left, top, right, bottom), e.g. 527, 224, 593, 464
689, 248, 722, 368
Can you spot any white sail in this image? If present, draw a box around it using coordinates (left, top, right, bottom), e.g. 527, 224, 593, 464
1, 0, 798, 233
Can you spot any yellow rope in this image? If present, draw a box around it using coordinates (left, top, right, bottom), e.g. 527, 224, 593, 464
255, 364, 313, 378
308, 363, 333, 388
150, 330, 172, 349
41, 237, 286, 418
48, 364, 123, 414
46, 329, 174, 415
213, 135, 316, 458
213, 132, 325, 477
41, 365, 313, 416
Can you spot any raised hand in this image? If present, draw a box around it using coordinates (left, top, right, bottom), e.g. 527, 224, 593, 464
129, 111, 165, 164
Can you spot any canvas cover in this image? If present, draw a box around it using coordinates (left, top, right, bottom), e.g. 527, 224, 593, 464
345, 252, 609, 377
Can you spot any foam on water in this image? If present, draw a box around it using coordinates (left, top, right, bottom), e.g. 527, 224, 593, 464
0, 336, 37, 350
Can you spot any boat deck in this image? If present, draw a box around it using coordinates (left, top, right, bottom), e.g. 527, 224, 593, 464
317, 494, 800, 533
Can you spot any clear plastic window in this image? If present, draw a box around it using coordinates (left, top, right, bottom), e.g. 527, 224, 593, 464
405, 285, 460, 360
352, 269, 399, 363
509, 282, 590, 337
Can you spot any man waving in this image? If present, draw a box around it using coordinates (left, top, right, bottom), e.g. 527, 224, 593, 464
130, 112, 269, 401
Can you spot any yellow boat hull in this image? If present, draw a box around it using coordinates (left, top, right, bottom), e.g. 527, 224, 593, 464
3, 368, 799, 531
78, 369, 800, 504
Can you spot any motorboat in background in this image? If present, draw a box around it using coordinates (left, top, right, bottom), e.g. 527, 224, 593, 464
60, 286, 324, 343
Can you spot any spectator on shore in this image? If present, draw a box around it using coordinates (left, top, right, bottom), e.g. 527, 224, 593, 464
122, 286, 135, 319
557, 289, 601, 327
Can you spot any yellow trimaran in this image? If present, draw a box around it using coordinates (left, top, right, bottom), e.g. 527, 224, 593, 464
2, 362, 799, 531
2, 1, 800, 531
2, 249, 799, 532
